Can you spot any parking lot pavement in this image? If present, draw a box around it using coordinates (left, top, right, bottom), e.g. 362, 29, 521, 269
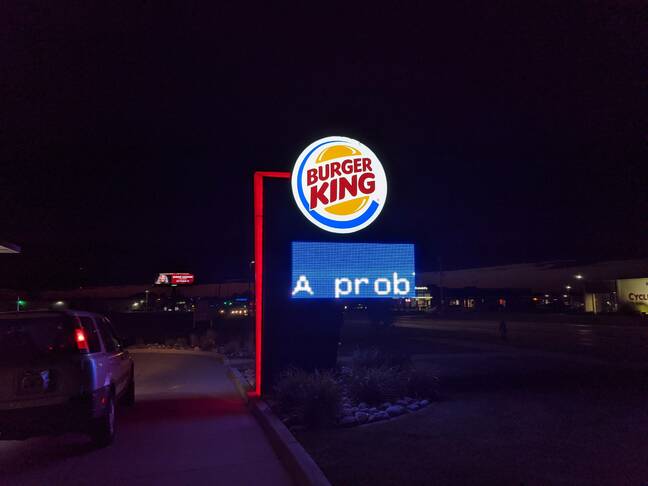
0, 350, 293, 486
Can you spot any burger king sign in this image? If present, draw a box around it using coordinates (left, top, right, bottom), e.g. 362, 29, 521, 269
291, 136, 387, 233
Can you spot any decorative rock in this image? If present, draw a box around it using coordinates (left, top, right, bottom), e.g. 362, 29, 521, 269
386, 405, 405, 417
358, 402, 369, 410
283, 415, 299, 427
374, 411, 389, 421
340, 416, 357, 427
420, 399, 430, 407
380, 402, 392, 410
368, 407, 378, 414
407, 403, 420, 412
355, 412, 369, 424
350, 407, 359, 414
404, 396, 414, 404
396, 399, 408, 406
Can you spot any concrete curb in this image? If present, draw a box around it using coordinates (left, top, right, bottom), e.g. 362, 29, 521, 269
128, 347, 225, 363
250, 400, 331, 486
226, 364, 331, 486
226, 365, 250, 404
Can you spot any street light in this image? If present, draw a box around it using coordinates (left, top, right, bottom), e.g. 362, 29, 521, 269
248, 260, 255, 300
573, 275, 587, 312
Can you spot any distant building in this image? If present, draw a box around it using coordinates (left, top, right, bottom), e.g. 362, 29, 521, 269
0, 241, 20, 254
418, 258, 648, 314
0, 281, 249, 313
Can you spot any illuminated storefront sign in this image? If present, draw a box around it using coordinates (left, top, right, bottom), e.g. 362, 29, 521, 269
291, 136, 387, 234
291, 242, 414, 299
155, 273, 195, 285
617, 278, 648, 313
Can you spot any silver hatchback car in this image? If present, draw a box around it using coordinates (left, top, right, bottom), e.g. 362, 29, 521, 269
0, 310, 134, 447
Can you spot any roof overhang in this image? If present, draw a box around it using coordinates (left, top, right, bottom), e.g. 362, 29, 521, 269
0, 241, 21, 254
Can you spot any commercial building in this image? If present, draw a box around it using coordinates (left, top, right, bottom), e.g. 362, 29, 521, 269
0, 281, 249, 313
418, 258, 648, 314
0, 241, 20, 254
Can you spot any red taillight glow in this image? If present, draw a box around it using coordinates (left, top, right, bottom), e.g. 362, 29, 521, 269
75, 328, 89, 351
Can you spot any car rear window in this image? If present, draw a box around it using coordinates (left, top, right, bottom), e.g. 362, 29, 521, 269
0, 316, 77, 364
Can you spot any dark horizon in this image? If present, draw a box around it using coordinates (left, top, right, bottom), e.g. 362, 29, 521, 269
2, 2, 646, 291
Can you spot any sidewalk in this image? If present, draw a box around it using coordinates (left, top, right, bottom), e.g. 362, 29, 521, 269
0, 350, 293, 486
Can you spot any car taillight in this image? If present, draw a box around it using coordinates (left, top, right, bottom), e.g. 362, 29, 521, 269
75, 328, 89, 352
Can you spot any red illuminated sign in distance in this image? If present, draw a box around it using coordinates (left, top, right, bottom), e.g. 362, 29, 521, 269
155, 273, 195, 285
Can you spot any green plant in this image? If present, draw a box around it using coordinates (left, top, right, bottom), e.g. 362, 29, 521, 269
351, 347, 411, 370
199, 329, 217, 350
274, 368, 307, 413
346, 366, 407, 405
406, 369, 439, 399
223, 340, 240, 355
274, 368, 341, 428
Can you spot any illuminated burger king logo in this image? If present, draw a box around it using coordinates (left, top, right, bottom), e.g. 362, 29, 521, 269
291, 136, 387, 233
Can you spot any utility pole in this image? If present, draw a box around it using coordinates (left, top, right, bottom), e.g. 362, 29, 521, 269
248, 260, 255, 311
438, 256, 444, 315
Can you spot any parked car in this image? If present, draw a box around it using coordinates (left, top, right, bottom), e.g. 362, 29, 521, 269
0, 310, 134, 447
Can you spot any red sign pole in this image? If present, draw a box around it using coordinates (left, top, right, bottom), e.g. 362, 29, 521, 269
251, 171, 290, 398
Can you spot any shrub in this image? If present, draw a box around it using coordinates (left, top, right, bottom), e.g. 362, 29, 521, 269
199, 329, 218, 350
274, 368, 341, 428
351, 347, 411, 371
274, 368, 308, 413
618, 302, 644, 316
189, 333, 200, 347
406, 370, 439, 399
223, 340, 240, 356
345, 366, 407, 405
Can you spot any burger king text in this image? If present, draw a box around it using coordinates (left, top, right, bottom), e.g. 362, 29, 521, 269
306, 158, 375, 210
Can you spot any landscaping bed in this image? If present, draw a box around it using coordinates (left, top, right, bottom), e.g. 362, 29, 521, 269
132, 328, 253, 359
266, 348, 439, 430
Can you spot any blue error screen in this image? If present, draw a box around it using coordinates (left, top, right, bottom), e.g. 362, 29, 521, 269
291, 242, 415, 299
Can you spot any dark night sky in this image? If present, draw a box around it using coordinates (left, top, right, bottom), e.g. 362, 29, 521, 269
1, 1, 646, 290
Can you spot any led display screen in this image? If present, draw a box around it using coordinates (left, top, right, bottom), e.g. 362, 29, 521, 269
291, 242, 415, 299
155, 273, 195, 285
